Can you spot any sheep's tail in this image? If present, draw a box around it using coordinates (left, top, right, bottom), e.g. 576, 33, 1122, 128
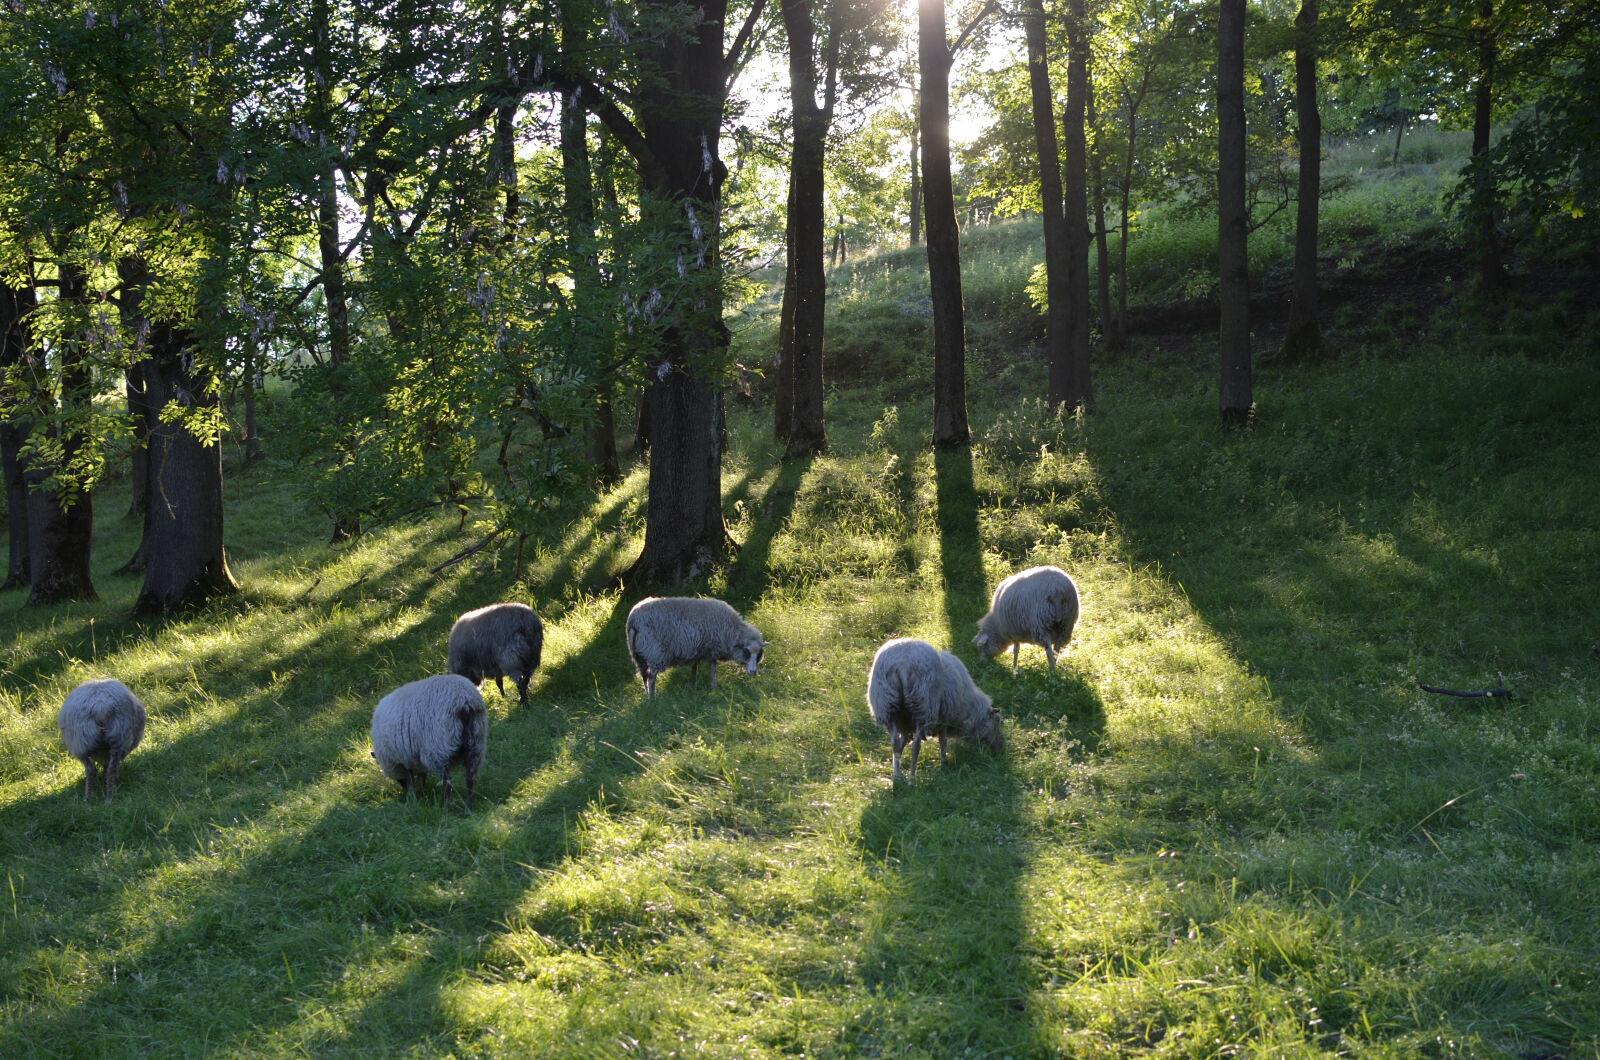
868, 666, 910, 730
454, 696, 486, 769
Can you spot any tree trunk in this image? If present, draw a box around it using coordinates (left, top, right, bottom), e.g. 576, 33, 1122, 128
1063, 0, 1092, 407
133, 343, 239, 613
1470, 0, 1502, 291
623, 0, 733, 583
779, 0, 834, 460
908, 104, 922, 246
1218, 0, 1253, 425
919, 0, 969, 448
1088, 83, 1114, 347
773, 200, 797, 443
26, 260, 96, 605
561, 81, 621, 484
1280, 0, 1325, 363
1024, 0, 1071, 408
0, 279, 34, 591
117, 256, 238, 614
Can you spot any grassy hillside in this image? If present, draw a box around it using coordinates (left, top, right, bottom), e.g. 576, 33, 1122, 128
3, 141, 1600, 1058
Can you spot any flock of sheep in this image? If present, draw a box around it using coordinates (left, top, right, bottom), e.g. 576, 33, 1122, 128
54, 564, 1080, 805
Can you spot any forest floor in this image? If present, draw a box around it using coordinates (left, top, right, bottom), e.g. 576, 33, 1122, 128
2, 160, 1599, 1058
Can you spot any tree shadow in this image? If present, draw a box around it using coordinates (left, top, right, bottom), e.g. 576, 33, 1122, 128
724, 452, 812, 609
852, 749, 1036, 1054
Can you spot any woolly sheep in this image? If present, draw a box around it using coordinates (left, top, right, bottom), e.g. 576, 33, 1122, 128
57, 678, 147, 802
447, 602, 544, 706
866, 637, 1001, 782
625, 596, 767, 698
370, 674, 488, 812
973, 565, 1080, 674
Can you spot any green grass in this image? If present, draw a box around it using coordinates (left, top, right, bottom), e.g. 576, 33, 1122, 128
5, 164, 1600, 1056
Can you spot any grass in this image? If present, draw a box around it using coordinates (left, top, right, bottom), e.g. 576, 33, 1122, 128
5, 158, 1600, 1057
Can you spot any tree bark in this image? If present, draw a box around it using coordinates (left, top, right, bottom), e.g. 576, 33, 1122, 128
0, 279, 34, 591
919, 0, 969, 448
1218, 0, 1253, 425
1023, 0, 1071, 408
25, 260, 96, 605
1280, 0, 1325, 363
1063, 0, 1092, 407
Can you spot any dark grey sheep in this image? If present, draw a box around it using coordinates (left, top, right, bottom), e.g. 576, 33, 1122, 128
973, 564, 1080, 674
370, 674, 487, 811
866, 637, 1001, 782
57, 678, 147, 802
625, 596, 767, 698
447, 602, 544, 706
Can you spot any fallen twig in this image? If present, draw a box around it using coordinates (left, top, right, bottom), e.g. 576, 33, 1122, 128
1418, 672, 1514, 701
430, 529, 508, 574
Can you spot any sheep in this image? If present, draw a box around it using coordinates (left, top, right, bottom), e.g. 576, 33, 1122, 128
973, 564, 1080, 674
625, 596, 767, 698
447, 602, 544, 706
369, 674, 488, 812
866, 637, 1002, 782
57, 678, 147, 802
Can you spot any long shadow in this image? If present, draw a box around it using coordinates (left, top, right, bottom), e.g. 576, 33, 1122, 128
854, 743, 1035, 1052
724, 452, 812, 609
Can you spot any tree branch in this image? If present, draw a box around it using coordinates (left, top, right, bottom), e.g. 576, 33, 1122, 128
1418, 673, 1514, 700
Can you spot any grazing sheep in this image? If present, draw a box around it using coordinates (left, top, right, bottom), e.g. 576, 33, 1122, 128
447, 602, 544, 706
866, 638, 1001, 782
973, 565, 1080, 674
57, 678, 147, 802
370, 674, 487, 812
625, 596, 767, 698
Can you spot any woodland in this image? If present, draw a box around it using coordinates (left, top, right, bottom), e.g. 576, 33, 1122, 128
2, 0, 1600, 1056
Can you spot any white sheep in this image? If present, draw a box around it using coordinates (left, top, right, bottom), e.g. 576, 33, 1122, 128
973, 564, 1080, 674
447, 602, 544, 706
625, 596, 767, 698
370, 674, 488, 812
866, 637, 1001, 782
57, 678, 147, 802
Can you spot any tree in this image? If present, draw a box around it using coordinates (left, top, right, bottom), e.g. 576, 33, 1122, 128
1062, 0, 1092, 407
1023, 0, 1073, 406
776, 0, 841, 458
920, 0, 995, 448
1280, 0, 1325, 362
1218, 0, 1253, 426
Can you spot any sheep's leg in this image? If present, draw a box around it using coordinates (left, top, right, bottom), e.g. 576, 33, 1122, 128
907, 734, 924, 778
938, 732, 948, 765
1011, 644, 1020, 673
644, 673, 656, 698
708, 662, 718, 689
1045, 644, 1057, 674
890, 730, 907, 783
495, 676, 506, 696
105, 752, 122, 802
463, 763, 478, 812
516, 674, 530, 706
80, 758, 96, 800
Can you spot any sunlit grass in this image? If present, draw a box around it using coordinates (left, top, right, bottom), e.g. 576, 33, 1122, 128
4, 190, 1600, 1056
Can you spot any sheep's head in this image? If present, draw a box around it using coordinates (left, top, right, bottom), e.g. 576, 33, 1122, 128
733, 633, 767, 676
972, 705, 1003, 752
972, 623, 1007, 660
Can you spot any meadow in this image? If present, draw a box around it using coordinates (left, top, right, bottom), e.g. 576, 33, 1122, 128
3, 128, 1599, 1058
